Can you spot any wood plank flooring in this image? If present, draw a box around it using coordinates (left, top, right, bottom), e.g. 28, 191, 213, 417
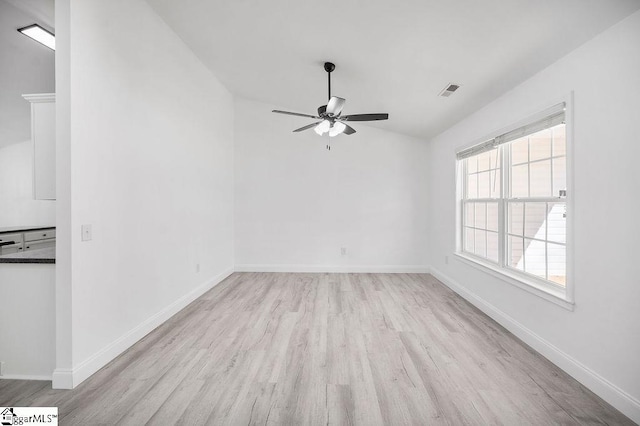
0, 273, 633, 425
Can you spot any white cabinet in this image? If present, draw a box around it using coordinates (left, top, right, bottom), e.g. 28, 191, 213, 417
25, 229, 56, 242
23, 228, 56, 252
23, 93, 56, 200
0, 233, 23, 245
0, 228, 55, 254
0, 245, 21, 255
0, 233, 24, 255
24, 239, 56, 252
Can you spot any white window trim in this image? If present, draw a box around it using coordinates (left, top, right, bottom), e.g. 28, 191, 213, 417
454, 93, 575, 309
454, 252, 573, 310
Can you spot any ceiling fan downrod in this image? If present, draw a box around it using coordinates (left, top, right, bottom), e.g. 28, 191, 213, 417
324, 62, 335, 101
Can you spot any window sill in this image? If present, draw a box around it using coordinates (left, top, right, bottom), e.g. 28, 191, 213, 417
453, 252, 574, 311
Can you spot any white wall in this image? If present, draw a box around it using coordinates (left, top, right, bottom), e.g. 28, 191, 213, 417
53, 0, 234, 388
54, 0, 72, 389
234, 98, 429, 272
427, 10, 640, 423
0, 264, 55, 379
0, 141, 55, 226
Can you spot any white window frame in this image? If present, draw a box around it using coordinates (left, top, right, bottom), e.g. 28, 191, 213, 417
454, 94, 574, 310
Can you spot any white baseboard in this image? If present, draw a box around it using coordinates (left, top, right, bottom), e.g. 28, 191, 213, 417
429, 266, 640, 425
234, 264, 430, 273
0, 374, 52, 381
52, 267, 234, 390
51, 369, 73, 389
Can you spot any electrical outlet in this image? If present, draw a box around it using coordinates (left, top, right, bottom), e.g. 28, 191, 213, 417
196, 263, 200, 273
341, 247, 347, 256
81, 224, 92, 241
445, 256, 449, 265
0, 361, 5, 376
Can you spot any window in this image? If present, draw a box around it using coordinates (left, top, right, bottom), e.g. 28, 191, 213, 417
457, 103, 569, 300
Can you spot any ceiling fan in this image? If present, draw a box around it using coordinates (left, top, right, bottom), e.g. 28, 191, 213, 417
272, 62, 389, 139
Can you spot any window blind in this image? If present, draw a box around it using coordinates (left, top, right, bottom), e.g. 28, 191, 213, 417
456, 103, 565, 160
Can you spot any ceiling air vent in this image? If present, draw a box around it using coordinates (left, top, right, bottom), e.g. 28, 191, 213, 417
439, 83, 461, 97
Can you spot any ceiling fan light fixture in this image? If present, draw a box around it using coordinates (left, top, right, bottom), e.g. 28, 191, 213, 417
329, 121, 346, 137
314, 120, 331, 135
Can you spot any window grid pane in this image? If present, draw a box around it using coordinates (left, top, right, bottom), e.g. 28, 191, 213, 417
475, 229, 487, 258
462, 200, 499, 264
524, 202, 547, 240
547, 202, 567, 243
464, 148, 500, 201
552, 156, 566, 197
547, 242, 566, 285
511, 164, 528, 198
487, 231, 499, 263
465, 227, 474, 253
529, 128, 551, 161
530, 160, 552, 197
524, 238, 546, 280
508, 235, 524, 271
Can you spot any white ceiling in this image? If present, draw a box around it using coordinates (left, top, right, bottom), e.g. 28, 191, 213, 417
148, 0, 639, 140
4, 0, 54, 29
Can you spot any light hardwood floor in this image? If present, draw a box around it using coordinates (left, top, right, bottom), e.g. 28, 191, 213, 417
0, 273, 633, 425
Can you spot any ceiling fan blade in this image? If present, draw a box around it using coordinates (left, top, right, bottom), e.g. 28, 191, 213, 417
341, 113, 389, 122
326, 97, 346, 116
272, 110, 320, 119
293, 121, 322, 132
343, 124, 356, 135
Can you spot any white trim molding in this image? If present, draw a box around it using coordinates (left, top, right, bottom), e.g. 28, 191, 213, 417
0, 374, 52, 381
234, 264, 431, 273
454, 253, 573, 310
429, 266, 640, 424
52, 267, 234, 389
51, 369, 73, 389
22, 93, 56, 103
454, 92, 575, 307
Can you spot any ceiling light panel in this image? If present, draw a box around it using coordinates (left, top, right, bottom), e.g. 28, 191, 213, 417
18, 24, 55, 50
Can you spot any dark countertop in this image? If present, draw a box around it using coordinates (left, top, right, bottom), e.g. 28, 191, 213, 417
0, 247, 55, 264
0, 225, 55, 234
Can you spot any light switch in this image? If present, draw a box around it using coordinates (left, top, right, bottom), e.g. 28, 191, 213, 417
81, 224, 92, 241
